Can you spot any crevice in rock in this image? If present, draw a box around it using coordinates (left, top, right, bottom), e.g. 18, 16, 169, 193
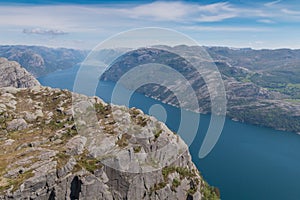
70, 176, 81, 200
48, 190, 55, 200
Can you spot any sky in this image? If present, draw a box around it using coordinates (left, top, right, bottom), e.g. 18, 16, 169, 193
0, 0, 300, 49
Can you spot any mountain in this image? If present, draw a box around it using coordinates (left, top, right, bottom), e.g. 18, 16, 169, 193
0, 45, 87, 77
206, 46, 300, 98
0, 57, 40, 88
101, 46, 300, 133
0, 86, 219, 199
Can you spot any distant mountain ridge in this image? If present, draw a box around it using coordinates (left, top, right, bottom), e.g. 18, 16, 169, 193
0, 45, 87, 77
101, 46, 300, 133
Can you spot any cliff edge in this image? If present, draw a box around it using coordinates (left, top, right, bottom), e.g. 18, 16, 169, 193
0, 86, 219, 200
0, 58, 40, 88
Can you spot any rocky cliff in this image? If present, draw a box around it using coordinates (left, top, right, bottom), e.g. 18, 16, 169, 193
0, 86, 219, 200
0, 58, 40, 88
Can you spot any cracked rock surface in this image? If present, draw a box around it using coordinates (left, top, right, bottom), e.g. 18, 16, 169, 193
0, 58, 40, 88
0, 86, 219, 200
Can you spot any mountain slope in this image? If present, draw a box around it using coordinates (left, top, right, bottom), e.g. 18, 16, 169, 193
0, 86, 219, 200
0, 57, 40, 88
0, 45, 86, 77
101, 46, 300, 132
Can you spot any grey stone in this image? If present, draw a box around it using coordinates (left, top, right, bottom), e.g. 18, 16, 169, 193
57, 157, 77, 178
0, 58, 40, 88
66, 135, 87, 156
6, 118, 28, 131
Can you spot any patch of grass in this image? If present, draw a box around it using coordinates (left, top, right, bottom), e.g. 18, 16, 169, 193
154, 129, 163, 140
9, 169, 34, 192
103, 124, 116, 135
95, 103, 111, 119
162, 166, 196, 181
136, 116, 148, 127
162, 166, 176, 181
187, 187, 198, 195
49, 119, 65, 129
130, 108, 140, 118
133, 146, 142, 153
176, 167, 195, 179
94, 103, 105, 113
116, 133, 131, 148
150, 181, 167, 194
56, 152, 71, 169
75, 150, 102, 173
200, 181, 220, 200
0, 177, 10, 193
77, 158, 101, 173
171, 178, 181, 191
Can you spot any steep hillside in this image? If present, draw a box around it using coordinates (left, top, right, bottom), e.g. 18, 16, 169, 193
206, 46, 300, 98
0, 58, 40, 88
0, 45, 86, 77
101, 46, 300, 132
0, 86, 219, 199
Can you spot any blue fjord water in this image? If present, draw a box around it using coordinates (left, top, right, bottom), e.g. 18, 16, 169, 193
38, 66, 300, 200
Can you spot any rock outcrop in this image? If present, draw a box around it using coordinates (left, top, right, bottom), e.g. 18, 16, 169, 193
0, 58, 40, 88
0, 86, 219, 200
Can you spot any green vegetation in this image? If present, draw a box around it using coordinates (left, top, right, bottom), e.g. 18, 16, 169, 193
154, 129, 163, 140
116, 133, 131, 148
2, 170, 34, 193
162, 166, 196, 181
130, 108, 140, 117
77, 157, 101, 173
201, 183, 220, 200
136, 116, 148, 127
94, 102, 112, 119
129, 108, 149, 127
56, 152, 71, 169
162, 166, 176, 180
133, 146, 142, 153
228, 106, 300, 132
73, 149, 102, 173
171, 178, 181, 190
150, 182, 167, 194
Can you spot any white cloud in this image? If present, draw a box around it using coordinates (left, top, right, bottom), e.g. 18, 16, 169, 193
182, 26, 271, 32
197, 13, 237, 22
257, 19, 275, 24
23, 27, 68, 35
0, 2, 295, 31
0, 1, 299, 49
198, 2, 232, 13
264, 0, 282, 7
120, 2, 239, 22
281, 8, 300, 15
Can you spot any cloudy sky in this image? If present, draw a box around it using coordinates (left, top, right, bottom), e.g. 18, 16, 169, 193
0, 0, 300, 49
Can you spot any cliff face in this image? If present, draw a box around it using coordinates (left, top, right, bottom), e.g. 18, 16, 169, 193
0, 58, 40, 88
0, 86, 219, 200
